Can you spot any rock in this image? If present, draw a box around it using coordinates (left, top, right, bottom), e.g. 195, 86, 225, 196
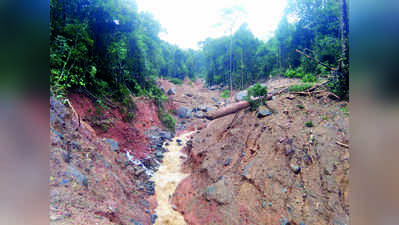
105, 139, 119, 151
289, 162, 301, 174
286, 94, 295, 100
185, 93, 193, 97
167, 88, 176, 95
62, 151, 72, 163
204, 177, 234, 204
256, 106, 273, 118
209, 86, 218, 91
242, 160, 255, 178
235, 90, 248, 102
134, 168, 145, 177
211, 97, 219, 103
145, 181, 155, 195
150, 214, 158, 224
194, 111, 204, 118
262, 201, 267, 208
130, 219, 143, 225
200, 105, 208, 112
206, 106, 217, 113
280, 217, 290, 225
224, 158, 232, 166
64, 166, 88, 188
175, 107, 192, 119
333, 216, 348, 225
155, 151, 163, 159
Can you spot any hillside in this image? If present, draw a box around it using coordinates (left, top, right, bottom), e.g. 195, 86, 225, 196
50, 78, 349, 225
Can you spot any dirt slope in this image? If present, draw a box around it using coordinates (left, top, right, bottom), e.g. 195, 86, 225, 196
167, 78, 349, 225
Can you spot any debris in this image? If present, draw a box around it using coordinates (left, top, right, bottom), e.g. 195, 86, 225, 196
336, 141, 349, 148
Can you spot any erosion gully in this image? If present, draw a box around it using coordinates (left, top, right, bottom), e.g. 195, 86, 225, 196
151, 131, 194, 225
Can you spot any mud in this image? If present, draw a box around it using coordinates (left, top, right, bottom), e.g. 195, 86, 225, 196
151, 132, 194, 225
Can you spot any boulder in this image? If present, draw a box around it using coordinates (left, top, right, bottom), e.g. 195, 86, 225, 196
175, 107, 192, 119
204, 177, 234, 204
167, 88, 176, 95
256, 106, 273, 118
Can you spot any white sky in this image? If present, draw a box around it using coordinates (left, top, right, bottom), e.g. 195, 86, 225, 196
135, 0, 287, 50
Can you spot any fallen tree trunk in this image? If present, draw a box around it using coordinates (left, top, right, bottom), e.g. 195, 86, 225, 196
206, 101, 250, 120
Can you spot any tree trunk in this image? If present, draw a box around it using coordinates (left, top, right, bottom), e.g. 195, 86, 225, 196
206, 101, 249, 120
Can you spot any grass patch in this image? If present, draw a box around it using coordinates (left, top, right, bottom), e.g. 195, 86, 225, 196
288, 83, 313, 92
322, 115, 328, 121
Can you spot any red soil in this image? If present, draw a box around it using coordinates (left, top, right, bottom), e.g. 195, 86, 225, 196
68, 93, 163, 159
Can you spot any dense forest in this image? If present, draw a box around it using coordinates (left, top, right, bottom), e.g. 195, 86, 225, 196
50, 0, 348, 101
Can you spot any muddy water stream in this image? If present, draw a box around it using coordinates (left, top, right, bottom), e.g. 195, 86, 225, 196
151, 131, 193, 225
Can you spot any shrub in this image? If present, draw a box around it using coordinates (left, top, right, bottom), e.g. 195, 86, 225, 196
220, 90, 230, 99
122, 112, 135, 122
246, 83, 268, 111
170, 78, 183, 85
288, 83, 313, 92
305, 121, 313, 127
297, 104, 305, 110
285, 67, 305, 79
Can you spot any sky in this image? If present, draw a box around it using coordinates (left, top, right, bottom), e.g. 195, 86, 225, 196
135, 0, 288, 50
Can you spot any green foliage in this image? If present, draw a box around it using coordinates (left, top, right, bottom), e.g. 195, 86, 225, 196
301, 74, 317, 83
220, 90, 230, 99
170, 78, 183, 85
288, 83, 313, 92
285, 67, 305, 79
246, 83, 268, 111
123, 112, 135, 123
101, 123, 109, 132
305, 121, 314, 127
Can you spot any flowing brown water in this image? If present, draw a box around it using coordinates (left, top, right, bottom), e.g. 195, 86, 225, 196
151, 132, 193, 225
